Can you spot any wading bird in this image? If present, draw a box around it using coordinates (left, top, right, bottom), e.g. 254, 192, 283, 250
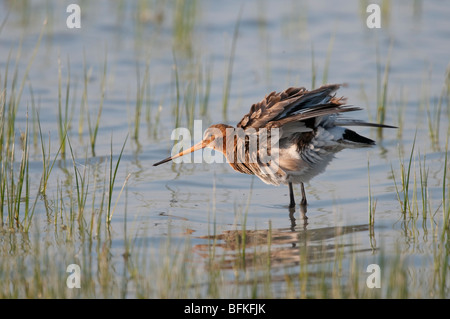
153, 84, 394, 208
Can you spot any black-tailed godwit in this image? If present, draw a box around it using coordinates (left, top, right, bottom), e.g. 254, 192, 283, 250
154, 84, 395, 208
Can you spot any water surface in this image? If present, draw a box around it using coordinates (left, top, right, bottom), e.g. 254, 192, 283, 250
0, 0, 449, 298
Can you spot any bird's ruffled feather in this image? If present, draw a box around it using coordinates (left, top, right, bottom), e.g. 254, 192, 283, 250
237, 84, 351, 130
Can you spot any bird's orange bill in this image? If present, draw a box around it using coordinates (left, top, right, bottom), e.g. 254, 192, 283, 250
153, 137, 214, 166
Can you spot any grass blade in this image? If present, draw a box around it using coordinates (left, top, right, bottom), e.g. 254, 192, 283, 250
106, 134, 128, 223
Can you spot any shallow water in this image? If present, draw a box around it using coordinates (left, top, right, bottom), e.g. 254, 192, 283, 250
1, 0, 449, 298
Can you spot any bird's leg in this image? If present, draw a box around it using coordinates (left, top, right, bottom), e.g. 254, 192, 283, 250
300, 182, 307, 206
288, 182, 296, 208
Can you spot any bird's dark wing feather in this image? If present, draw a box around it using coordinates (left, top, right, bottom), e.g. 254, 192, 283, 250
237, 84, 348, 130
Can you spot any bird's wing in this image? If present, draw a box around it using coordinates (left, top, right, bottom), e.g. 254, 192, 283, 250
237, 84, 355, 130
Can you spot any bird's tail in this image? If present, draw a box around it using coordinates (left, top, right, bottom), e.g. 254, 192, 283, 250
340, 128, 375, 147
333, 120, 396, 148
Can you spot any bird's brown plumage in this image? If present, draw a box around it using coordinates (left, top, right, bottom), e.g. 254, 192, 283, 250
153, 83, 396, 208
236, 84, 358, 130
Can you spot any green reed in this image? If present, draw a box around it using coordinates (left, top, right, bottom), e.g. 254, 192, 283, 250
173, 51, 181, 129
395, 86, 408, 140
310, 31, 335, 90
376, 39, 393, 128
173, 0, 197, 54
184, 80, 197, 131
134, 58, 150, 142
0, 109, 36, 231
14, 20, 46, 119
170, 53, 211, 132
88, 49, 108, 157
106, 135, 128, 224
367, 157, 376, 245
0, 20, 45, 231
322, 31, 335, 86
198, 61, 212, 117
222, 8, 242, 120
37, 111, 65, 195
442, 139, 449, 232
0, 8, 9, 35
311, 44, 316, 89
79, 48, 88, 140
391, 133, 449, 242
391, 134, 416, 216
424, 71, 447, 149
57, 56, 70, 158
67, 136, 90, 219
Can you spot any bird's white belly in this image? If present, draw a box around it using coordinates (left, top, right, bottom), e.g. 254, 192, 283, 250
259, 128, 345, 186
249, 127, 347, 186
279, 143, 336, 185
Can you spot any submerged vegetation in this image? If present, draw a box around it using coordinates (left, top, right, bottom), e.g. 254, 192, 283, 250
0, 1, 449, 298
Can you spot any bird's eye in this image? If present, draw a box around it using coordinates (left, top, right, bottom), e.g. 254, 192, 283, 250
205, 130, 216, 139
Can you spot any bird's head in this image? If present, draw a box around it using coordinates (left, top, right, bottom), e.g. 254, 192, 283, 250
153, 124, 233, 166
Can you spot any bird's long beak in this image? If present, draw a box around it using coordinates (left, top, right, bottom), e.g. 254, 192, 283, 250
153, 137, 213, 166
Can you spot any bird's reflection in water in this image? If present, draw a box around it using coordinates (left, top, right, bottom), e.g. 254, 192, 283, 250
194, 205, 373, 270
